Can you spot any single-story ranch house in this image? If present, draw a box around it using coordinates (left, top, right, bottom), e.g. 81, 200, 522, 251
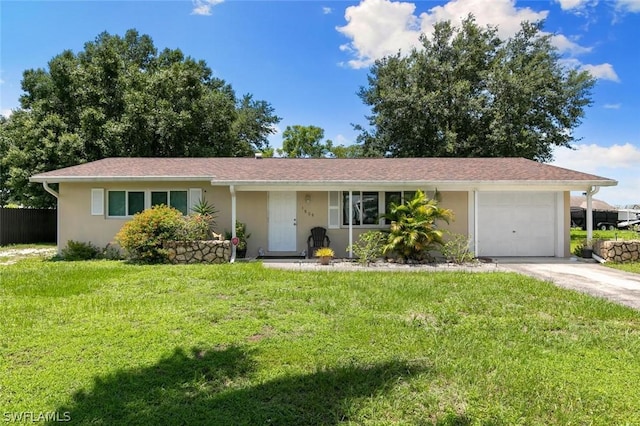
30, 157, 616, 259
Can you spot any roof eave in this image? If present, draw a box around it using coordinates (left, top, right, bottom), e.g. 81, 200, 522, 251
29, 176, 214, 183
210, 179, 618, 190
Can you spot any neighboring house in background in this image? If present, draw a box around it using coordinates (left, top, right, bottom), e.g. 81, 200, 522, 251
30, 157, 617, 258
570, 195, 619, 231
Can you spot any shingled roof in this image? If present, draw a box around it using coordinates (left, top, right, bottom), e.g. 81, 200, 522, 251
30, 157, 616, 189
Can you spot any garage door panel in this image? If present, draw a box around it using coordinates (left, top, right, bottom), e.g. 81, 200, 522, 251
478, 192, 556, 257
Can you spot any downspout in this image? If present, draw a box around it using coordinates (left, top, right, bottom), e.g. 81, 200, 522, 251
42, 181, 59, 199
230, 185, 236, 263
348, 190, 353, 258
42, 181, 60, 252
586, 186, 599, 244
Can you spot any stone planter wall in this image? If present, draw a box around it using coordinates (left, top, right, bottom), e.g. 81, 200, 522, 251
593, 240, 640, 263
165, 240, 231, 264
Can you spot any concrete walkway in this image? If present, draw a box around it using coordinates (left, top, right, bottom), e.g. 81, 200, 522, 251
495, 257, 640, 310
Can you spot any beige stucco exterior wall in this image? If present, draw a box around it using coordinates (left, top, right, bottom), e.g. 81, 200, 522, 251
58, 184, 569, 258
58, 181, 215, 249
321, 191, 469, 256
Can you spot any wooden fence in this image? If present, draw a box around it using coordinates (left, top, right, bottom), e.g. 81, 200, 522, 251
0, 208, 57, 245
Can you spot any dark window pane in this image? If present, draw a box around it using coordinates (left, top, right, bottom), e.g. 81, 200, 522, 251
170, 191, 188, 215
362, 192, 379, 224
108, 191, 125, 217
151, 191, 168, 207
385, 192, 401, 224
343, 192, 362, 225
128, 191, 145, 216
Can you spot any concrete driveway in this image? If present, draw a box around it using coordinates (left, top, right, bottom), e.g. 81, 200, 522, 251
496, 258, 640, 310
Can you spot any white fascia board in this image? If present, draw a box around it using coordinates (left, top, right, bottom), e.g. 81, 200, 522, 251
211, 179, 617, 192
29, 176, 213, 183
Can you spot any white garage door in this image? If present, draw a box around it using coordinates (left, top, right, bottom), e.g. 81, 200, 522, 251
477, 192, 556, 257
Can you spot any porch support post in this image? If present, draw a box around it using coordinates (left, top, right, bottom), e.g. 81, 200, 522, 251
586, 186, 599, 244
230, 185, 236, 263
473, 190, 478, 256
348, 190, 353, 258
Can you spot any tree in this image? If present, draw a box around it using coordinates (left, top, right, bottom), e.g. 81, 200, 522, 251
232, 94, 281, 157
357, 16, 595, 161
277, 125, 333, 158
1, 29, 280, 207
329, 143, 364, 158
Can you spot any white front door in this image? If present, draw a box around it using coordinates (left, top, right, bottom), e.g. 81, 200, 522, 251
268, 191, 297, 251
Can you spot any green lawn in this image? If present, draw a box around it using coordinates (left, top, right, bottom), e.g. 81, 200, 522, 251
570, 229, 640, 273
2, 259, 640, 424
606, 262, 640, 274
570, 228, 639, 254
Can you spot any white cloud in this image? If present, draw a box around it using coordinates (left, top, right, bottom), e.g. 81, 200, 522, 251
554, 0, 600, 13
337, 0, 423, 69
581, 63, 620, 82
323, 7, 332, 15
554, 143, 640, 171
553, 143, 640, 206
561, 58, 620, 82
191, 0, 223, 16
417, 0, 548, 40
336, 0, 576, 69
1, 109, 13, 118
604, 103, 621, 109
616, 0, 640, 12
333, 134, 351, 145
550, 34, 592, 55
555, 0, 591, 10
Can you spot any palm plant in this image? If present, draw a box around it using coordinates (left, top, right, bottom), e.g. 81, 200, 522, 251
381, 190, 454, 261
190, 197, 218, 235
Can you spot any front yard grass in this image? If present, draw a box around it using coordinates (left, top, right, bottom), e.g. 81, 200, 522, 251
570, 228, 638, 254
2, 259, 640, 424
606, 262, 640, 274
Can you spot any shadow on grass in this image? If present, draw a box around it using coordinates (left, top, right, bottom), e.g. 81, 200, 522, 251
50, 345, 431, 425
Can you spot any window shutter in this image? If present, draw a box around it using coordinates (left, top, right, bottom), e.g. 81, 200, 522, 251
188, 188, 203, 214
328, 191, 340, 229
91, 188, 104, 216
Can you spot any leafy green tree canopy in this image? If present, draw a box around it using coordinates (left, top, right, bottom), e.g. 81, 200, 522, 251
357, 16, 596, 161
275, 124, 364, 159
1, 29, 280, 207
277, 125, 332, 158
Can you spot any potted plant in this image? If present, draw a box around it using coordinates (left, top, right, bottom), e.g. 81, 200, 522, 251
315, 247, 335, 265
225, 221, 251, 258
573, 238, 593, 259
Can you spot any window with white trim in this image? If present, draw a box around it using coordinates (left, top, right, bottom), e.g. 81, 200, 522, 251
105, 189, 197, 217
150, 190, 188, 215
342, 191, 380, 226
107, 190, 145, 217
336, 190, 427, 228
384, 191, 416, 224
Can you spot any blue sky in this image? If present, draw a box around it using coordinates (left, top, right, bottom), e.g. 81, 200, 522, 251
1, 0, 639, 206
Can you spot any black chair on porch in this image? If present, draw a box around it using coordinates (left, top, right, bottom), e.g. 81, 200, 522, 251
307, 227, 330, 258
